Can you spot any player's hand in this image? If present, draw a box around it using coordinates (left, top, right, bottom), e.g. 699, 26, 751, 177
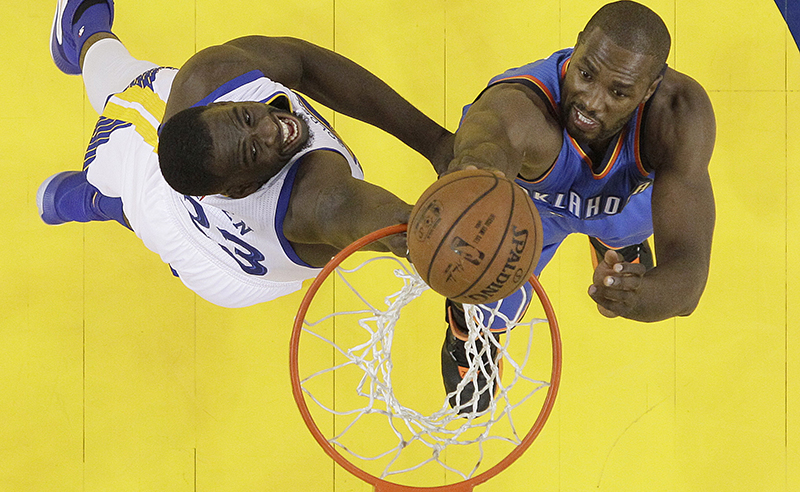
588, 250, 647, 318
380, 230, 409, 259
373, 206, 411, 259
441, 158, 506, 179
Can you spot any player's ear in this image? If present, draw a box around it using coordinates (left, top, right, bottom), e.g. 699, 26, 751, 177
642, 73, 662, 103
642, 60, 666, 103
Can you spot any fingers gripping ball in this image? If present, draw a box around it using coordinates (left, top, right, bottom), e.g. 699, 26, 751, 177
408, 169, 543, 304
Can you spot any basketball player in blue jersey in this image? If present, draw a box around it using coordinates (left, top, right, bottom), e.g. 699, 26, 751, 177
39, 0, 453, 307
441, 1, 716, 412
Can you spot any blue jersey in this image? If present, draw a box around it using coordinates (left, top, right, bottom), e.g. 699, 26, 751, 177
463, 48, 657, 273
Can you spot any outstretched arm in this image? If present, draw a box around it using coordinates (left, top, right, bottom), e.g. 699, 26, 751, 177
446, 83, 561, 179
588, 71, 716, 322
282, 150, 411, 265
165, 36, 452, 171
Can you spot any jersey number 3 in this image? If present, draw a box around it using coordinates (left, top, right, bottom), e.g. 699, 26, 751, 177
183, 196, 268, 276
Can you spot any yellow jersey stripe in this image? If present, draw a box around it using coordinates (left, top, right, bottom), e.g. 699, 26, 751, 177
102, 102, 160, 149
114, 85, 167, 121
98, 85, 166, 150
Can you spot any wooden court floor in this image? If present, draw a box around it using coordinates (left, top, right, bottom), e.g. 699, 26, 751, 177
2, 0, 799, 490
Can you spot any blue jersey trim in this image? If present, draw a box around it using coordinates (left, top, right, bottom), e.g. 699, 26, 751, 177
275, 148, 354, 268
294, 93, 364, 175
258, 93, 291, 108
275, 158, 313, 268
295, 92, 333, 128
84, 117, 132, 168
192, 70, 266, 107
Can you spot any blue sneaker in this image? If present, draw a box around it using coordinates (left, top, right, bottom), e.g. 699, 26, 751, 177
50, 0, 115, 75
37, 171, 88, 224
37, 170, 126, 226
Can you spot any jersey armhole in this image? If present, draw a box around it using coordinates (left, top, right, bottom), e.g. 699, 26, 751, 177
275, 147, 357, 268
637, 98, 656, 174
484, 79, 560, 182
487, 78, 560, 122
191, 70, 266, 107
274, 158, 315, 268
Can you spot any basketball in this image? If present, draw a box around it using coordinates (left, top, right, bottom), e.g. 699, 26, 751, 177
407, 169, 542, 305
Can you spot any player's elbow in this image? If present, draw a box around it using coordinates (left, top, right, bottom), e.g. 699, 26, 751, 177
674, 275, 709, 317
632, 271, 708, 322
676, 296, 700, 317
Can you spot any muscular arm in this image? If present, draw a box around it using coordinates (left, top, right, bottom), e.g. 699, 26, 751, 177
165, 36, 452, 171
589, 70, 716, 321
448, 83, 561, 179
282, 150, 411, 266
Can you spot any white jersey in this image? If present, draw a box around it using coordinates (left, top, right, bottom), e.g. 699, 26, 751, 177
85, 67, 363, 307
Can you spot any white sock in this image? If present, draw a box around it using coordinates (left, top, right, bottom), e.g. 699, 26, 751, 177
82, 38, 159, 114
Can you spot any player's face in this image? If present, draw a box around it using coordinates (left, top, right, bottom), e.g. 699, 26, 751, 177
203, 102, 310, 198
561, 28, 662, 149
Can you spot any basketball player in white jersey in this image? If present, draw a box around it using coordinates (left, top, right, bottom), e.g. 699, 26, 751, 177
40, 0, 454, 308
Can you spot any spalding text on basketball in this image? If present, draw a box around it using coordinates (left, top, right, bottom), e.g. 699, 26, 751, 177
466, 226, 529, 302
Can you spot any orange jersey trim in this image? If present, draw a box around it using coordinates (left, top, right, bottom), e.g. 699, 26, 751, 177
633, 104, 649, 176
592, 129, 626, 180
491, 74, 558, 115
515, 156, 559, 185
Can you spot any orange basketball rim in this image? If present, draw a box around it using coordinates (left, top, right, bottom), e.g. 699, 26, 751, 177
290, 223, 562, 491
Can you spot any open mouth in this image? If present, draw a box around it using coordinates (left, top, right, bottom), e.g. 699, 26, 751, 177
277, 115, 302, 153
572, 106, 600, 133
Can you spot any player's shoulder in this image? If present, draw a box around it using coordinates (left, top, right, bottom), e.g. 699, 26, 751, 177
642, 68, 716, 170
646, 68, 714, 129
165, 44, 262, 120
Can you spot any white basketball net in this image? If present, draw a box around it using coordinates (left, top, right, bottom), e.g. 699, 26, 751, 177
296, 254, 553, 484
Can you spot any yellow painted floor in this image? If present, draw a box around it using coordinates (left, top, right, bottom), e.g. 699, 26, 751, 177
2, 0, 798, 490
